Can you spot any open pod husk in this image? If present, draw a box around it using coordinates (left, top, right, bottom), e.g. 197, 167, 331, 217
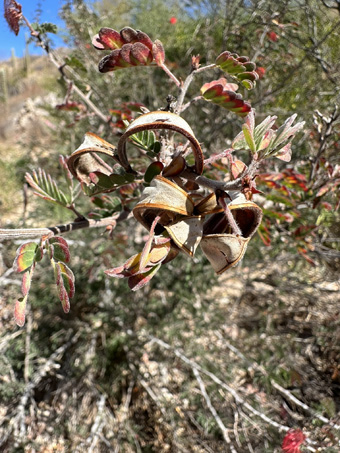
200, 234, 250, 274
117, 111, 204, 175
133, 175, 195, 232
194, 192, 222, 216
164, 216, 204, 257
202, 191, 263, 239
201, 192, 262, 274
67, 132, 118, 184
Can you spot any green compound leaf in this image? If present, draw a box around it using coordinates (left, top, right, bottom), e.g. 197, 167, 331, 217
82, 171, 135, 196
130, 129, 156, 151
25, 168, 70, 207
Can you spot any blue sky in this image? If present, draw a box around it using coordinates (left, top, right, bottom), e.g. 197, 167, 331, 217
1, 0, 66, 60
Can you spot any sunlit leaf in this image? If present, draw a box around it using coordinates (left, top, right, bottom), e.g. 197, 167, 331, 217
128, 264, 161, 291
48, 237, 71, 263
13, 242, 38, 273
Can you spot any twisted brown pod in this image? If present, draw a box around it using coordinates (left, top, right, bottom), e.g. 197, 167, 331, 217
117, 111, 204, 175
67, 132, 118, 184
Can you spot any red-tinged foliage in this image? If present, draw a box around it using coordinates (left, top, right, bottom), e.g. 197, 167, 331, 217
54, 262, 75, 313
321, 201, 332, 211
152, 40, 165, 66
267, 31, 279, 42
231, 159, 247, 179
14, 264, 36, 326
93, 26, 165, 72
48, 236, 71, 263
215, 51, 259, 89
256, 66, 266, 78
282, 430, 306, 453
4, 0, 22, 36
297, 247, 316, 266
14, 297, 27, 327
275, 143, 292, 162
56, 102, 86, 112
128, 264, 162, 291
293, 224, 317, 239
262, 169, 308, 192
92, 27, 125, 50
258, 223, 271, 246
201, 78, 251, 117
21, 268, 33, 296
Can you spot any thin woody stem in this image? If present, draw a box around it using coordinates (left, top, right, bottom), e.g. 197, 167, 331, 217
175, 64, 217, 114
180, 169, 244, 191
219, 197, 242, 236
21, 13, 110, 124
0, 216, 119, 241
160, 63, 181, 87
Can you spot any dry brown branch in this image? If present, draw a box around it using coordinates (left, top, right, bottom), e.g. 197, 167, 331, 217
147, 335, 318, 451
0, 330, 81, 446
215, 331, 340, 432
193, 368, 238, 452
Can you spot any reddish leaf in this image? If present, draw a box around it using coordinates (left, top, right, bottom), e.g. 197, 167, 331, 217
4, 0, 22, 36
316, 183, 331, 198
21, 267, 34, 296
267, 31, 279, 42
256, 66, 266, 78
48, 237, 71, 263
120, 43, 135, 65
136, 30, 154, 50
230, 159, 247, 179
128, 264, 161, 291
275, 143, 292, 162
14, 296, 27, 327
215, 51, 259, 89
258, 224, 271, 246
120, 27, 138, 43
152, 40, 165, 66
92, 27, 124, 50
201, 79, 251, 117
139, 216, 160, 271
131, 42, 153, 65
54, 262, 75, 313
321, 201, 332, 211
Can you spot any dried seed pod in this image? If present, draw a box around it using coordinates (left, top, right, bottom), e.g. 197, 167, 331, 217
133, 176, 195, 232
200, 234, 250, 274
194, 192, 222, 216
203, 191, 262, 239
117, 111, 204, 175
67, 132, 117, 184
164, 216, 204, 257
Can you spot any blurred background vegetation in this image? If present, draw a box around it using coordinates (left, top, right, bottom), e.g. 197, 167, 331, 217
0, 0, 340, 451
